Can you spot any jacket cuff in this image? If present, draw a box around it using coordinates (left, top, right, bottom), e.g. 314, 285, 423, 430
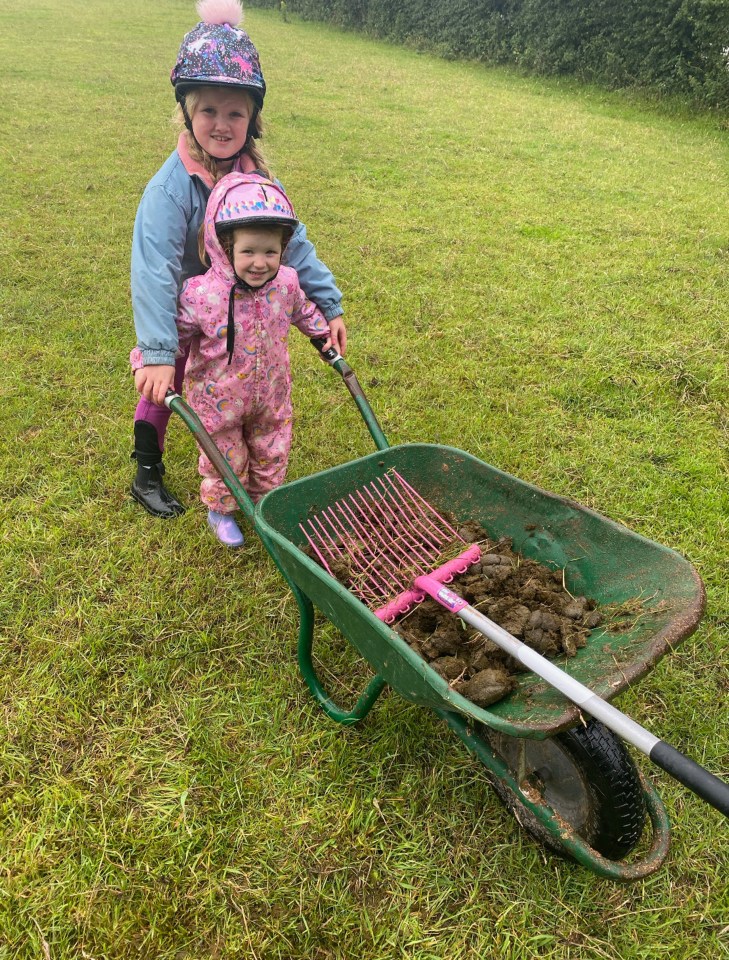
141, 348, 177, 366
322, 303, 344, 322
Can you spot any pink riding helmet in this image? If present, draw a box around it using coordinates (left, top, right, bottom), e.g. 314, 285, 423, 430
171, 0, 266, 110
214, 174, 299, 235
207, 173, 300, 363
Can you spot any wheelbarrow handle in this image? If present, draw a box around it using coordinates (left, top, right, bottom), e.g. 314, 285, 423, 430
163, 390, 257, 524
414, 574, 729, 819
309, 337, 390, 453
649, 742, 729, 817
309, 335, 341, 365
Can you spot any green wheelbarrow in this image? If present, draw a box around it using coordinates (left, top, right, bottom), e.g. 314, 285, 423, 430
166, 346, 722, 881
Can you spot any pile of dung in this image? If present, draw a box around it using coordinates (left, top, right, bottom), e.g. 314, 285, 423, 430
391, 522, 603, 707
306, 516, 604, 709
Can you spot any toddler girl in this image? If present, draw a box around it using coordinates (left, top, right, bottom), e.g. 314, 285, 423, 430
131, 173, 330, 547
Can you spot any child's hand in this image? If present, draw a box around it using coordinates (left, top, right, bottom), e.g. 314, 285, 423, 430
135, 365, 176, 406
328, 317, 347, 356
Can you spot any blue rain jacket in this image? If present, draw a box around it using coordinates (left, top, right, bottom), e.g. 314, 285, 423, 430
131, 148, 343, 366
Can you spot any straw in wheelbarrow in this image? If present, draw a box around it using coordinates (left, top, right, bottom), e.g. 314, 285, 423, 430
300, 469, 729, 818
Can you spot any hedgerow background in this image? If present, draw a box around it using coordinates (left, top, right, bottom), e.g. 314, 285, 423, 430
252, 0, 729, 109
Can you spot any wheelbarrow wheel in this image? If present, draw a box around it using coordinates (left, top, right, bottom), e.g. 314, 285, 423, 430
483, 720, 646, 860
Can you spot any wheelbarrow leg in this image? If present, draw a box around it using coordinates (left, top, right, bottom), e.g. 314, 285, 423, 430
293, 582, 387, 725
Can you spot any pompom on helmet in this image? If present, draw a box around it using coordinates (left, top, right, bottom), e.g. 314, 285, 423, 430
171, 0, 266, 146
172, 0, 265, 107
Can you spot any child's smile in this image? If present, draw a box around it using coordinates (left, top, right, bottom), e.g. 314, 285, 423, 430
232, 227, 284, 287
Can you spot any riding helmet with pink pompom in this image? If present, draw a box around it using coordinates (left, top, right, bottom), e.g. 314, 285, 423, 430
171, 0, 265, 108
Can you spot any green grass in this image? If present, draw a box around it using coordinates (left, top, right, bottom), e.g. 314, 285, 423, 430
1, 0, 728, 956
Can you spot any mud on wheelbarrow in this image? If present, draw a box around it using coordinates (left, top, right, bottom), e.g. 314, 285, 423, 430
166, 352, 707, 882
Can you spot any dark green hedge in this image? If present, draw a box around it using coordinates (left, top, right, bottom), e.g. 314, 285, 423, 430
254, 0, 729, 108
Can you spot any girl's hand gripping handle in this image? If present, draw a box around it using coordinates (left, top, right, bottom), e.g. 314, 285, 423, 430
310, 335, 342, 365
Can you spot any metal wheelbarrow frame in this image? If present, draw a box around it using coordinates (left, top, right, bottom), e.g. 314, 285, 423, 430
166, 353, 705, 881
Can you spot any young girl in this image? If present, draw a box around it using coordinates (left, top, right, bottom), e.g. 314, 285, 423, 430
131, 0, 346, 519
131, 173, 329, 547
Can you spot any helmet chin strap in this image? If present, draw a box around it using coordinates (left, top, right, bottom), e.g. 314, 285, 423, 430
225, 266, 280, 364
180, 95, 258, 165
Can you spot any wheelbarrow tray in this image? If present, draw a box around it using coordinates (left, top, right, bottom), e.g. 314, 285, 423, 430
257, 442, 705, 738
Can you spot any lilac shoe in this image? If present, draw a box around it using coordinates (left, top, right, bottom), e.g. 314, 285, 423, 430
207, 510, 245, 548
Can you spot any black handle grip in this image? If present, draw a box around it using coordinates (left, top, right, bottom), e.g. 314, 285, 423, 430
650, 741, 729, 817
310, 336, 340, 364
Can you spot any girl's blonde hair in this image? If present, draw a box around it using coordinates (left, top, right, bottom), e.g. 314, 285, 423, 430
174, 88, 271, 184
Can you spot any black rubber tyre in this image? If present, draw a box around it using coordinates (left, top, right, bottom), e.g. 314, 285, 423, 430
482, 720, 646, 860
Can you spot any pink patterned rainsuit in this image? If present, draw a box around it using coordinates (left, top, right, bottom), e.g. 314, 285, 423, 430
140, 175, 329, 512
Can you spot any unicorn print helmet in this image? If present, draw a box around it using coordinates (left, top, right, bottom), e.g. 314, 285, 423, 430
171, 0, 266, 110
214, 175, 299, 238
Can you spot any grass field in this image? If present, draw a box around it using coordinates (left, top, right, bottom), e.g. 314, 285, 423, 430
1, 0, 728, 956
